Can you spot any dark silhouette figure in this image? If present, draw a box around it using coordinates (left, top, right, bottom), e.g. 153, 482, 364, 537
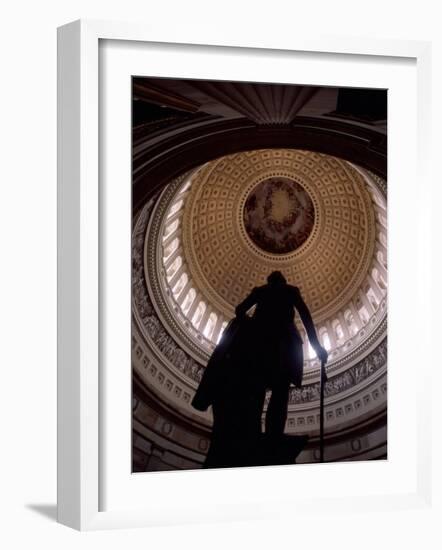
192, 315, 263, 467
192, 271, 328, 468
235, 270, 328, 436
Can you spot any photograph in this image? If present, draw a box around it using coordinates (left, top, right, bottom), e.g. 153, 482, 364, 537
131, 78, 388, 472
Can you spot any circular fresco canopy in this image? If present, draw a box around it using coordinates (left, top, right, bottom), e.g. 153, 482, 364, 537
243, 176, 315, 254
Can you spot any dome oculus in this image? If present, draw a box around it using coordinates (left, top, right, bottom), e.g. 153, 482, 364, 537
243, 177, 315, 254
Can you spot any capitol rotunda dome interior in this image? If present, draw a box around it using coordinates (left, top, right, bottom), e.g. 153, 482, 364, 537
131, 79, 387, 471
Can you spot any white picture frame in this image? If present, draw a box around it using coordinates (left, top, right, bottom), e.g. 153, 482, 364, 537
57, 19, 433, 531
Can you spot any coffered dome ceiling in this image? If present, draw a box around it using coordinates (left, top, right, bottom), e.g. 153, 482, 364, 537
181, 149, 377, 321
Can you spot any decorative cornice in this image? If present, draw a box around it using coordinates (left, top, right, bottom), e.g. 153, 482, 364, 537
133, 117, 387, 211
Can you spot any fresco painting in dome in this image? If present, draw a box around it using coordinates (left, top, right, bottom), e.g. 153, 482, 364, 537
243, 177, 315, 254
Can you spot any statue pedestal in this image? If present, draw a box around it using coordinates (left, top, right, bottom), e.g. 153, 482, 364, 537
204, 433, 309, 469
255, 434, 309, 466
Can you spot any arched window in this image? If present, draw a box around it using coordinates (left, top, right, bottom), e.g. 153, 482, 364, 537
372, 268, 387, 291
319, 327, 331, 351
164, 237, 179, 259
344, 309, 357, 336
172, 273, 188, 297
181, 288, 196, 315
167, 199, 183, 217
192, 301, 206, 328
367, 288, 379, 309
166, 255, 182, 279
377, 250, 387, 269
359, 306, 369, 325
333, 320, 344, 344
377, 212, 387, 228
179, 179, 191, 194
163, 218, 179, 238
372, 192, 385, 209
203, 312, 217, 340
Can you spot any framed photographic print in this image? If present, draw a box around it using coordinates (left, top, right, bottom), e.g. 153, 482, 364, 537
57, 19, 433, 530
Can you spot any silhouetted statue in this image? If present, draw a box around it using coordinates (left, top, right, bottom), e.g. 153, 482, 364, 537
192, 271, 328, 468
235, 270, 328, 436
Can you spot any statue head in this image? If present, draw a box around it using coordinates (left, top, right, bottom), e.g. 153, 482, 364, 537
267, 270, 287, 285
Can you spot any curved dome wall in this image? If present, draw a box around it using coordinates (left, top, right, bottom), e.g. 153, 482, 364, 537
132, 149, 387, 469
